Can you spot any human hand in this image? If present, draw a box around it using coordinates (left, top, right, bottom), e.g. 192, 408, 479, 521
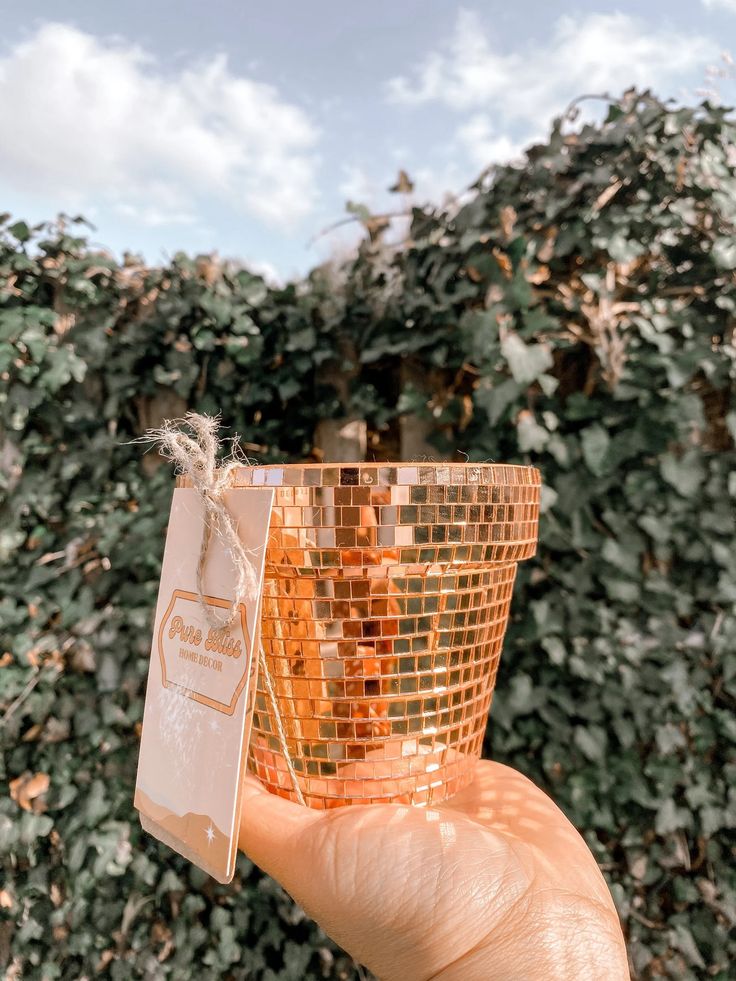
239, 760, 628, 980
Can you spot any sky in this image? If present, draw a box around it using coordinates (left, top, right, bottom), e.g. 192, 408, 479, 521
0, 1, 734, 279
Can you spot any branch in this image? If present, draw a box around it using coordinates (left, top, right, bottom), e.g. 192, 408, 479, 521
307, 210, 411, 247
561, 92, 616, 121
1, 668, 41, 726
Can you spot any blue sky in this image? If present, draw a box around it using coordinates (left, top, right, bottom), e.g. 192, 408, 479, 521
0, 1, 734, 278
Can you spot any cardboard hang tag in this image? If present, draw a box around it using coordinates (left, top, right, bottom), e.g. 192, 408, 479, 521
135, 484, 274, 883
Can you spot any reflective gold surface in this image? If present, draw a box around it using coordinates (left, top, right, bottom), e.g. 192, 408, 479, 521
230, 463, 540, 809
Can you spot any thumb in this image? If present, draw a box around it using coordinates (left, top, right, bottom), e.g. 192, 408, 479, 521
238, 778, 421, 978
238, 776, 323, 887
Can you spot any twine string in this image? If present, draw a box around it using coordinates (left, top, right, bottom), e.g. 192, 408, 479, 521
139, 412, 305, 806
259, 647, 305, 806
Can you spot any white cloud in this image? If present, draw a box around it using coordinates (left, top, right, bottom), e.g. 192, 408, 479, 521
338, 164, 376, 203
456, 115, 524, 169
0, 23, 320, 228
388, 10, 719, 159
239, 257, 281, 285
702, 0, 736, 11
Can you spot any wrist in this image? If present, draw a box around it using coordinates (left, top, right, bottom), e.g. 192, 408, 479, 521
427, 897, 629, 981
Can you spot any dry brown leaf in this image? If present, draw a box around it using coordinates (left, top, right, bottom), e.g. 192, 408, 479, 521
195, 257, 219, 286
676, 157, 688, 192
630, 854, 648, 880
458, 394, 474, 432
484, 283, 504, 308
83, 265, 113, 280
36, 550, 66, 567
95, 950, 116, 973
42, 718, 71, 744
71, 640, 96, 673
500, 205, 516, 240
151, 921, 172, 944
593, 179, 623, 212
492, 247, 513, 280
54, 312, 76, 336
1, 273, 21, 297
529, 265, 551, 285
9, 771, 50, 812
21, 724, 43, 743
5, 958, 22, 981
158, 938, 174, 963
537, 228, 557, 263
388, 169, 414, 194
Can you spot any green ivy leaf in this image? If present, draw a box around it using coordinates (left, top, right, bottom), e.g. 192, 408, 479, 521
500, 333, 553, 385
581, 424, 611, 476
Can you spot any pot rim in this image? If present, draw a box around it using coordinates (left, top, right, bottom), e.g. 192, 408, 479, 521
210, 461, 541, 489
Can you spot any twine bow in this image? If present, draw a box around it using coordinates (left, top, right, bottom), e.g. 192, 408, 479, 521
139, 412, 305, 806
144, 413, 255, 630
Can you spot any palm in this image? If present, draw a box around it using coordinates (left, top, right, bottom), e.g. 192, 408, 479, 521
239, 760, 628, 980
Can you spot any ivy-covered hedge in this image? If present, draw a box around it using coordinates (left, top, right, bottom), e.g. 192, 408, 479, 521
1, 91, 735, 979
